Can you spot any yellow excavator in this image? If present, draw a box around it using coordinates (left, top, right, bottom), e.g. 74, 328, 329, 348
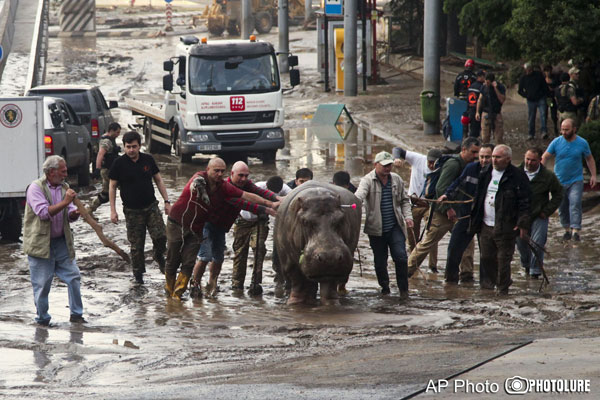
203, 0, 306, 36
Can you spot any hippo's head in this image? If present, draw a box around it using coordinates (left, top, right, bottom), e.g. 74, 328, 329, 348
294, 190, 354, 282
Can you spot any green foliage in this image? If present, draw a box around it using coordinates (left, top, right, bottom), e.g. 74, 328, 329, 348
443, 0, 600, 63
577, 120, 600, 167
506, 0, 600, 64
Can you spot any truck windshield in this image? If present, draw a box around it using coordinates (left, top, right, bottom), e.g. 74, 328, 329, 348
188, 53, 280, 95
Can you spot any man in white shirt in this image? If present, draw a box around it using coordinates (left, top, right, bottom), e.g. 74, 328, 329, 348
232, 176, 292, 294
393, 146, 443, 272
469, 145, 531, 294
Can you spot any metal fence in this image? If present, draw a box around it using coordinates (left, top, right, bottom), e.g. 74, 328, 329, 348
24, 0, 49, 94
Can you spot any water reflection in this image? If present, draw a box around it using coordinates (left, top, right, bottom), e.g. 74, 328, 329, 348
33, 327, 50, 383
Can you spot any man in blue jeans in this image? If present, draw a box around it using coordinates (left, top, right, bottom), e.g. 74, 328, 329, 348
518, 63, 549, 140
355, 151, 414, 299
542, 118, 597, 241
516, 148, 563, 278
23, 155, 85, 325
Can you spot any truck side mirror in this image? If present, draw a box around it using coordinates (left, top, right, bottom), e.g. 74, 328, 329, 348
164, 61, 174, 72
289, 69, 300, 87
288, 55, 298, 68
163, 74, 174, 92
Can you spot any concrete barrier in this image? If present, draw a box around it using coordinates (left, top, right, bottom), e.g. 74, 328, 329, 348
0, 0, 18, 79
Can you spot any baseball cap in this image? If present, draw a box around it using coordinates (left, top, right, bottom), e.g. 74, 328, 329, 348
569, 67, 580, 74
427, 148, 443, 162
374, 151, 394, 165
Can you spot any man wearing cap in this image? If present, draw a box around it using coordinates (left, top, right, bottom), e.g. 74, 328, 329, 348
355, 151, 414, 299
556, 69, 583, 127
408, 137, 481, 278
392, 146, 442, 273
518, 63, 549, 140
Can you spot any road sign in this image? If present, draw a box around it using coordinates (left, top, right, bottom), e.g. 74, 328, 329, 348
0, 45, 3, 62
325, 0, 342, 16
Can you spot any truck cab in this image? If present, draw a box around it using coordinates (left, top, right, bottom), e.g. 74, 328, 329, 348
161, 35, 299, 163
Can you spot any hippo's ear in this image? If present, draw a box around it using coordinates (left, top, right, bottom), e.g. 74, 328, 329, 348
296, 197, 304, 210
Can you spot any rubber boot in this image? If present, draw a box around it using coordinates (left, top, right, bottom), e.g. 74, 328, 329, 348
165, 273, 176, 297
171, 273, 191, 301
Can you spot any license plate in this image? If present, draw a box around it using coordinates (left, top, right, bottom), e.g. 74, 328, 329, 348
197, 144, 221, 151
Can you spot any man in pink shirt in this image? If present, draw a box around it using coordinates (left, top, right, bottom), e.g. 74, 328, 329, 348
23, 155, 85, 326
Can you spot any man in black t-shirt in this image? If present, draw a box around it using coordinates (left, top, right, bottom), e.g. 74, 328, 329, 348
109, 131, 171, 284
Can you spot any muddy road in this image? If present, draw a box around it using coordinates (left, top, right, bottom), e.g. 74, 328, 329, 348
1, 7, 600, 399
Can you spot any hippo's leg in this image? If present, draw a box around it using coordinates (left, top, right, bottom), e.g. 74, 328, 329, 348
287, 267, 316, 305
319, 280, 340, 305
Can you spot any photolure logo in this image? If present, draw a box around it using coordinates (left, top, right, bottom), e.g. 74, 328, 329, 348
0, 104, 23, 128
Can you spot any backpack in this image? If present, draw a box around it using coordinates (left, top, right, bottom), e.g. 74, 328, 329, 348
421, 155, 455, 199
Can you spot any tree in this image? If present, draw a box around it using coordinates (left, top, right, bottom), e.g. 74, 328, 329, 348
444, 0, 515, 59
506, 0, 600, 64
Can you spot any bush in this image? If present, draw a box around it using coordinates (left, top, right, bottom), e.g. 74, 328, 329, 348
577, 120, 600, 168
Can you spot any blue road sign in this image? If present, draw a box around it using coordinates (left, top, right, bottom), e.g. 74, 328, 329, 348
0, 45, 3, 62
325, 0, 342, 16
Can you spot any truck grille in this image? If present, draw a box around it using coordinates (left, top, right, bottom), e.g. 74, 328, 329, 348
215, 131, 260, 141
198, 111, 275, 125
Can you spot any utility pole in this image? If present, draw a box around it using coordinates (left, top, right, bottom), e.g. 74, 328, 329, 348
305, 0, 311, 25
242, 0, 252, 39
278, 0, 289, 72
423, 0, 441, 134
344, 0, 357, 96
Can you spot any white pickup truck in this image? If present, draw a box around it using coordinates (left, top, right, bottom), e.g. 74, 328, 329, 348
0, 97, 45, 241
126, 35, 299, 163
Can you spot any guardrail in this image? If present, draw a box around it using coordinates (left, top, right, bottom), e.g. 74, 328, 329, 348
24, 0, 49, 94
0, 0, 19, 79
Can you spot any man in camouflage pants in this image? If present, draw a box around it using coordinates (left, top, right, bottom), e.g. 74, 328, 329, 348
88, 122, 121, 215
109, 131, 170, 284
232, 176, 291, 294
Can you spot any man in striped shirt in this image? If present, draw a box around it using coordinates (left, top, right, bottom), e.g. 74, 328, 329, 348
355, 151, 414, 299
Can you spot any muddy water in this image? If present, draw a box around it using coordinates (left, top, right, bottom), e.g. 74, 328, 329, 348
2, 11, 600, 399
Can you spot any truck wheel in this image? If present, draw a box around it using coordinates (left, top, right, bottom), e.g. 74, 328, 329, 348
145, 119, 159, 153
261, 150, 277, 164
173, 124, 193, 163
255, 12, 272, 34
227, 21, 240, 36
0, 199, 22, 242
78, 148, 91, 187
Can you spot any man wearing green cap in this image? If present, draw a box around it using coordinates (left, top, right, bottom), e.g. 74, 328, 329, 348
355, 151, 413, 299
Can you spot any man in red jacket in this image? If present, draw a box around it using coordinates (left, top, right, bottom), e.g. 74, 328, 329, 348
165, 158, 277, 300
190, 161, 280, 298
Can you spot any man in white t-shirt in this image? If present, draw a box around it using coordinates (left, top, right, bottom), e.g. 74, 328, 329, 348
469, 145, 531, 294
232, 176, 292, 294
393, 146, 443, 272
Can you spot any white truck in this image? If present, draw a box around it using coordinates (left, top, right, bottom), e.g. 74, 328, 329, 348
126, 35, 300, 163
0, 97, 45, 241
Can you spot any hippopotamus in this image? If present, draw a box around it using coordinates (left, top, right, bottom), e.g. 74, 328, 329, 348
274, 181, 362, 305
